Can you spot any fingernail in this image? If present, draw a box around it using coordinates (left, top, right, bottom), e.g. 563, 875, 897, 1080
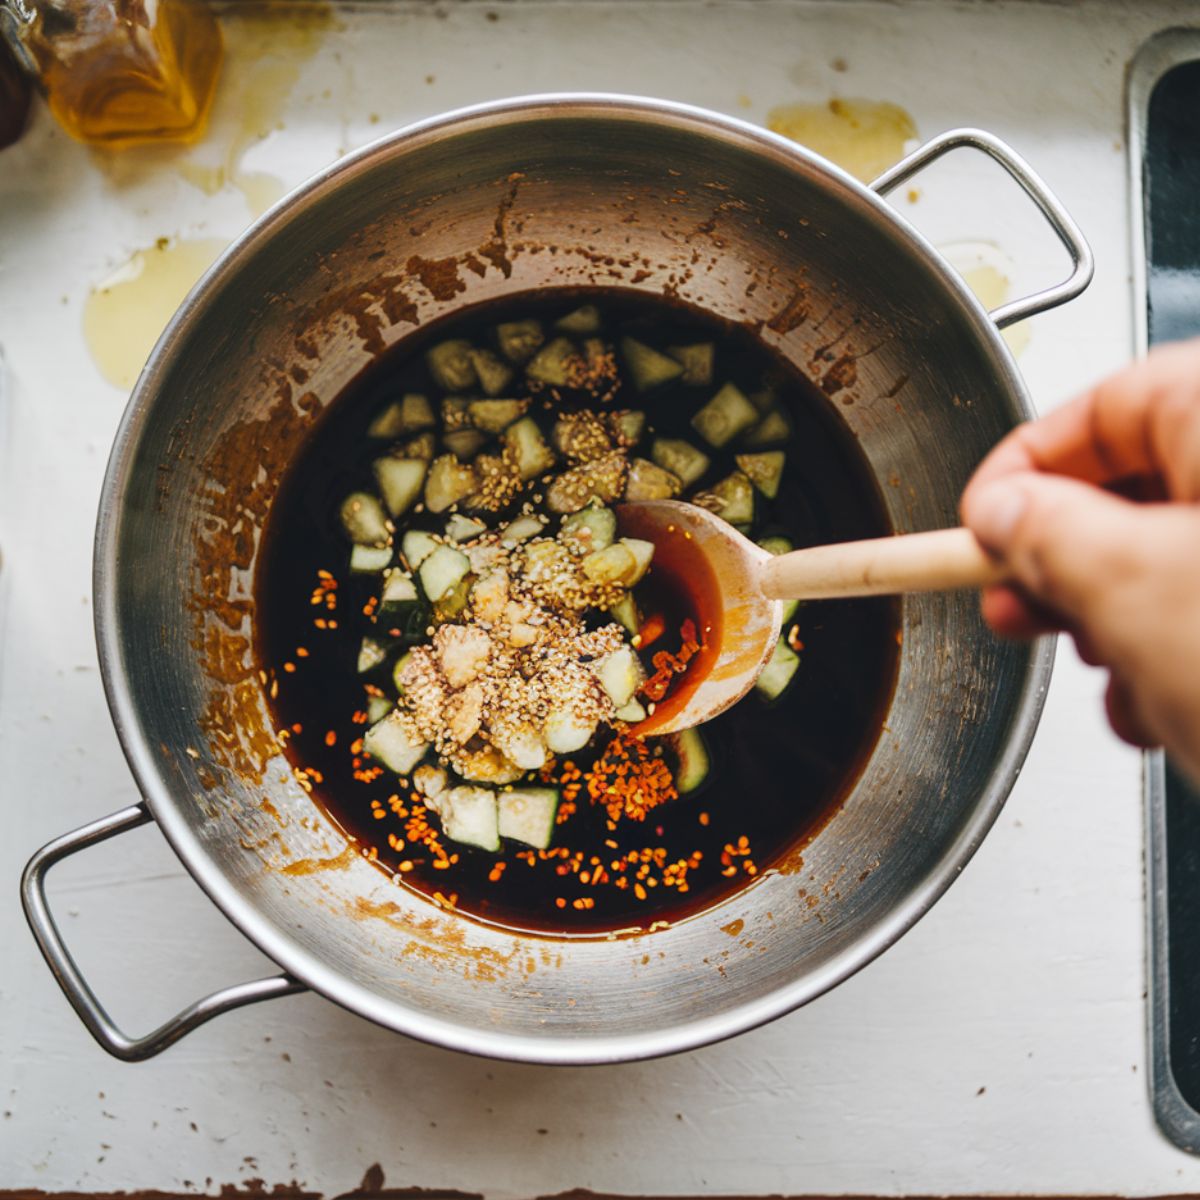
968, 483, 1028, 551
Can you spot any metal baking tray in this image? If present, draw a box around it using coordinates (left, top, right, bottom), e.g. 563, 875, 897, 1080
1129, 25, 1200, 1156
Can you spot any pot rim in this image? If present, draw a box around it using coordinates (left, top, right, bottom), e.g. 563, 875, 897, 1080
93, 91, 1055, 1064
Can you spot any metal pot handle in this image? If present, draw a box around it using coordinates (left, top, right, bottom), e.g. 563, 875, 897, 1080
20, 803, 304, 1061
870, 128, 1094, 329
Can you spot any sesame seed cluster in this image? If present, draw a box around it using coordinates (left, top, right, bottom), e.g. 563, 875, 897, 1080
395, 520, 633, 786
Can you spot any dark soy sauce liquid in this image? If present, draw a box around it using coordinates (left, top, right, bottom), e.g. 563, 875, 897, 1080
255, 289, 900, 936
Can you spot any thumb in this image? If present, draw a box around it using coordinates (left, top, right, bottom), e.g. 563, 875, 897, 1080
961, 473, 1145, 636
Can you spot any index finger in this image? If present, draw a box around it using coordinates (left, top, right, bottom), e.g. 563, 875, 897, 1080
963, 338, 1200, 501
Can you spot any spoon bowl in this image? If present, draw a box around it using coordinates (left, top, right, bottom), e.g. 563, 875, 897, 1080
616, 500, 782, 736
619, 499, 1006, 735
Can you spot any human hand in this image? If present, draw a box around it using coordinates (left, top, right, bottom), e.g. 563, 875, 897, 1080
960, 339, 1200, 780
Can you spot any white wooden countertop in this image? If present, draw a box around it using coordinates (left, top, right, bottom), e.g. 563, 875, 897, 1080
0, 1, 1193, 1194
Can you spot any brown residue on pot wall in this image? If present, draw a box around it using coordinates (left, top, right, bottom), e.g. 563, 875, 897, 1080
347, 898, 521, 980
405, 254, 466, 301
296, 273, 421, 357
192, 382, 321, 785
280, 844, 358, 875
478, 171, 523, 277
766, 285, 810, 334
819, 353, 858, 395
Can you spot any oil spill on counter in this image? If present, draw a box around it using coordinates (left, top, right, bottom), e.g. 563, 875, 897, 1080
83, 236, 228, 389
938, 240, 1031, 358
172, 0, 340, 216
81, 3, 339, 391
766, 97, 918, 183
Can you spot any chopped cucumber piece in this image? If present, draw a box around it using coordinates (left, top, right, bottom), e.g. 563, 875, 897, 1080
503, 416, 556, 481
402, 529, 440, 570
582, 337, 611, 372
614, 698, 647, 723
651, 438, 710, 488
498, 788, 560, 850
694, 471, 755, 526
468, 398, 528, 433
748, 385, 777, 414
544, 708, 597, 755
560, 503, 616, 555
373, 456, 428, 517
667, 342, 714, 386
366, 694, 394, 724
445, 513, 488, 542
526, 336, 576, 386
377, 591, 429, 642
621, 537, 655, 585
434, 576, 472, 621
496, 319, 544, 364
464, 451, 523, 512
545, 451, 626, 513
424, 454, 479, 513
608, 592, 641, 636
349, 544, 393, 573
758, 535, 793, 556
380, 568, 419, 609
579, 538, 652, 587
392, 649, 414, 694
340, 492, 390, 546
367, 393, 435, 438
672, 727, 710, 794
500, 513, 547, 544
621, 337, 684, 390
756, 637, 800, 703
357, 636, 390, 674
552, 411, 613, 462
443, 429, 487, 460
363, 710, 428, 775
611, 409, 646, 446
625, 457, 682, 501
367, 404, 404, 440
736, 451, 786, 499
427, 340, 477, 392
741, 407, 793, 449
399, 431, 436, 460
438, 786, 500, 852
555, 305, 601, 334
419, 543, 471, 603
692, 382, 759, 448
595, 645, 643, 708
468, 347, 515, 396
581, 542, 637, 586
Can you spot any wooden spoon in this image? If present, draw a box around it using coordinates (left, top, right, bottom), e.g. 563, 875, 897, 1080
616, 499, 1006, 736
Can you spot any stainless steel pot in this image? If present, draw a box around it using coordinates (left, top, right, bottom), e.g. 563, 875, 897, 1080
21, 95, 1091, 1063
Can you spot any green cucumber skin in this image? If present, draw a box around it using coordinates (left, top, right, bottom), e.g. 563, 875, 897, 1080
755, 637, 800, 703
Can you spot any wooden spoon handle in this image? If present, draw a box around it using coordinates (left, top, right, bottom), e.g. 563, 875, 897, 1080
760, 527, 1008, 601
